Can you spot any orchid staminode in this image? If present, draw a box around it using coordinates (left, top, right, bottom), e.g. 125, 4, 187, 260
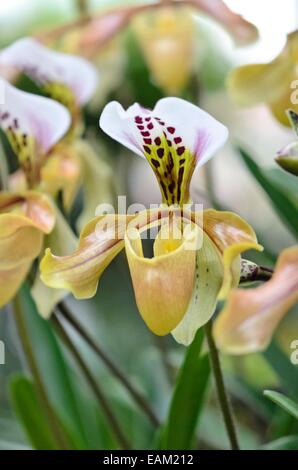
40, 97, 262, 345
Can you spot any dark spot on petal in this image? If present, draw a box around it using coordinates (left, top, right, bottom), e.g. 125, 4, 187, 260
147, 122, 154, 130
143, 145, 151, 154
141, 131, 150, 137
177, 146, 185, 156
137, 125, 144, 130
151, 158, 160, 168
168, 182, 175, 194
154, 137, 161, 146
167, 126, 175, 134
174, 136, 182, 144
167, 140, 172, 147
145, 117, 151, 122
180, 158, 185, 165
157, 148, 164, 158
168, 152, 174, 170
135, 116, 143, 124
144, 138, 152, 144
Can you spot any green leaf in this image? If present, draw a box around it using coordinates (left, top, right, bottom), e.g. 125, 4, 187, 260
9, 374, 57, 450
260, 435, 298, 450
160, 330, 210, 449
238, 147, 298, 237
18, 284, 87, 448
263, 341, 298, 398
264, 390, 298, 420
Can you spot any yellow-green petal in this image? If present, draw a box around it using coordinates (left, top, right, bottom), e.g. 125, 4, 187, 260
213, 246, 298, 354
172, 231, 223, 345
32, 208, 78, 319
125, 219, 199, 336
40, 214, 134, 298
202, 209, 263, 298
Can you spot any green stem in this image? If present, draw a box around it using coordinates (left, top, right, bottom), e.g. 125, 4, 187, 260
52, 315, 131, 450
205, 321, 240, 450
57, 301, 160, 428
13, 296, 69, 450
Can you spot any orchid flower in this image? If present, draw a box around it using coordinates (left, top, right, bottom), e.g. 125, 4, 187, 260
213, 246, 298, 354
0, 77, 82, 312
228, 31, 298, 127
0, 77, 71, 307
0, 38, 112, 219
0, 77, 70, 188
275, 110, 298, 176
132, 6, 195, 94
40, 97, 262, 345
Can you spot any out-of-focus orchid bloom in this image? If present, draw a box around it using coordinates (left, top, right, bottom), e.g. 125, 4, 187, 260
276, 110, 298, 176
213, 246, 298, 355
228, 31, 298, 127
0, 39, 112, 218
0, 78, 71, 307
35, 0, 257, 56
40, 97, 262, 344
0, 77, 70, 188
132, 6, 195, 94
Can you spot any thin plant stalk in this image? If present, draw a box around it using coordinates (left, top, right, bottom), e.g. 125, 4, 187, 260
57, 301, 160, 427
13, 295, 70, 450
205, 321, 240, 450
52, 314, 131, 450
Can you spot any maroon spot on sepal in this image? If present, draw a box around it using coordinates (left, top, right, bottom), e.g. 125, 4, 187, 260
137, 125, 144, 130
147, 122, 154, 130
135, 116, 143, 124
145, 117, 151, 122
141, 131, 150, 137
144, 138, 152, 145
174, 137, 182, 144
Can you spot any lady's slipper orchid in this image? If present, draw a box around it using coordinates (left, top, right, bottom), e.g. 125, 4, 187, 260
0, 191, 55, 307
40, 97, 262, 344
132, 6, 195, 94
0, 39, 112, 218
0, 77, 70, 188
228, 31, 298, 127
0, 78, 71, 308
213, 246, 298, 354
